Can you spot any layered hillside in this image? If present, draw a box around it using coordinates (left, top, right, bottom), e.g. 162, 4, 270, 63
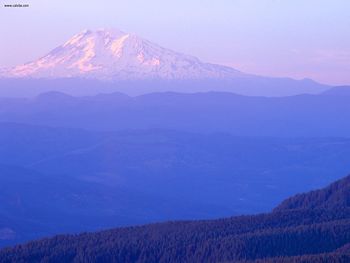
0, 91, 350, 137
1, 175, 350, 262
2, 122, 350, 248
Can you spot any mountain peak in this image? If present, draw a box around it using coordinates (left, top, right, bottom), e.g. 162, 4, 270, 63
2, 28, 243, 81
63, 28, 127, 47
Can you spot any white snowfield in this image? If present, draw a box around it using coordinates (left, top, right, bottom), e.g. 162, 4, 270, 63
2, 29, 246, 80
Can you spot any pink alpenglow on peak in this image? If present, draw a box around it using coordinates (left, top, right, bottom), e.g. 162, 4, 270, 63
1, 28, 244, 81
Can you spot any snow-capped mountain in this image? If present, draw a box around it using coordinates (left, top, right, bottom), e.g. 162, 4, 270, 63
2, 28, 246, 80
0, 28, 330, 97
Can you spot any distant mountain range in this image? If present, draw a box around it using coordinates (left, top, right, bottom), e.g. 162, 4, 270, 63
0, 28, 330, 97
2, 173, 350, 262
0, 90, 350, 137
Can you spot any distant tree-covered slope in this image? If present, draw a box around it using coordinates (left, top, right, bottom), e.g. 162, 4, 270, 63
1, 175, 350, 263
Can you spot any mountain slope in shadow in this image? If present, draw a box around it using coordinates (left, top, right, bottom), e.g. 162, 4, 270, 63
1, 122, 350, 249
1, 174, 350, 262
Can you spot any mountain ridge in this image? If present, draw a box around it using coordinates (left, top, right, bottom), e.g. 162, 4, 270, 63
275, 175, 350, 211
1, 174, 350, 262
0, 90, 349, 137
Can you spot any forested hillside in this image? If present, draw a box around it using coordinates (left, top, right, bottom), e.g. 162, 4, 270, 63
2, 122, 350, 248
1, 175, 350, 262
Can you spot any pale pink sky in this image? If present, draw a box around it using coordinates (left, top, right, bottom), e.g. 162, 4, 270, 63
0, 0, 349, 85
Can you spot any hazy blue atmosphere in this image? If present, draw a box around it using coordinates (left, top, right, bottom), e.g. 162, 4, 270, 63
1, 0, 350, 85
1, 1, 350, 262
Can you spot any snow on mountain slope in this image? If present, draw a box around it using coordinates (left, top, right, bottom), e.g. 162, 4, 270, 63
2, 29, 246, 80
